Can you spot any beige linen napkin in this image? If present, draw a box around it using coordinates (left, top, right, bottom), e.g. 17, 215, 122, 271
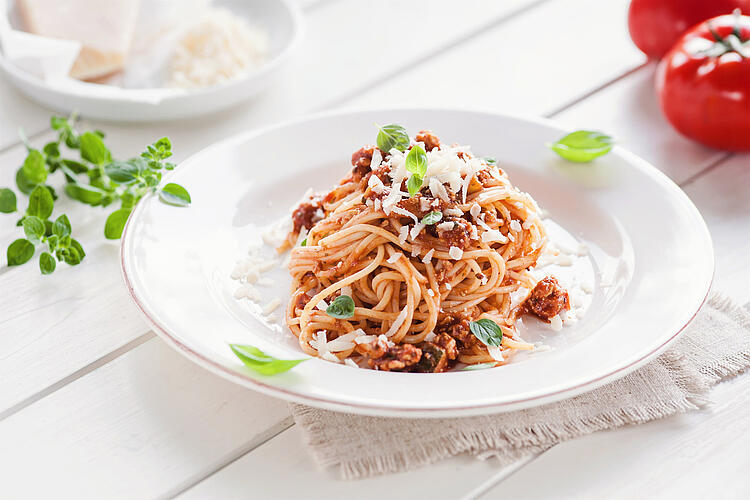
291, 292, 750, 479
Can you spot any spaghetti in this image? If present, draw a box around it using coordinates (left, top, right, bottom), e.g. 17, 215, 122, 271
282, 128, 569, 372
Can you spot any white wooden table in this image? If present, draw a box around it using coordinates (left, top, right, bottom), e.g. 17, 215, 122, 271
1, 1, 749, 498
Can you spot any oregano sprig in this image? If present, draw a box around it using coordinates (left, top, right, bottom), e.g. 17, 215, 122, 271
3, 114, 191, 274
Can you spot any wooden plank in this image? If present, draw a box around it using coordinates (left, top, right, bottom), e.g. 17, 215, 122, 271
341, 0, 645, 120
177, 424, 507, 500
0, 338, 292, 499
482, 154, 750, 499
553, 65, 726, 185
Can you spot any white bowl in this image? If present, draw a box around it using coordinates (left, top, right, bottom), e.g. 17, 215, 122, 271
0, 0, 303, 121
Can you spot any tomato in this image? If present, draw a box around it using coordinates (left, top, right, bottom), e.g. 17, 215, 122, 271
656, 12, 750, 151
628, 0, 750, 59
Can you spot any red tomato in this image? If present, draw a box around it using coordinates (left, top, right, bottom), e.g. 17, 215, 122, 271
656, 12, 750, 151
628, 0, 750, 59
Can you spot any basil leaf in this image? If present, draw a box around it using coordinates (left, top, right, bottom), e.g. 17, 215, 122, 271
484, 156, 497, 166
22, 149, 48, 185
39, 252, 56, 275
405, 144, 428, 177
469, 318, 504, 347
376, 124, 410, 153
461, 362, 497, 371
104, 161, 138, 184
229, 344, 307, 375
549, 130, 613, 163
159, 183, 191, 207
421, 211, 442, 225
0, 188, 17, 213
104, 208, 132, 240
22, 216, 45, 244
15, 167, 36, 195
300, 238, 307, 247
407, 174, 423, 197
53, 214, 72, 239
7, 238, 35, 266
28, 185, 54, 219
65, 183, 106, 206
326, 295, 355, 319
79, 131, 111, 165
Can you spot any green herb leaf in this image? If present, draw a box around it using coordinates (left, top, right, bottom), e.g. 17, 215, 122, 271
27, 185, 54, 219
104, 161, 138, 184
468, 318, 504, 347
79, 131, 111, 165
7, 238, 35, 266
421, 211, 442, 225
484, 156, 497, 166
549, 130, 613, 163
69, 238, 86, 261
326, 295, 355, 319
39, 252, 56, 274
104, 208, 132, 240
159, 183, 191, 207
301, 238, 307, 247
15, 167, 36, 195
61, 159, 89, 174
405, 144, 428, 177
22, 216, 45, 244
376, 124, 410, 153
229, 344, 308, 375
407, 174, 423, 197
62, 246, 83, 266
22, 149, 48, 185
52, 214, 72, 239
43, 141, 60, 158
461, 362, 497, 371
65, 183, 106, 205
0, 188, 17, 213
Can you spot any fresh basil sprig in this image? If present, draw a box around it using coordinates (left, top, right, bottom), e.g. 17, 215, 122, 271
549, 130, 613, 163
230, 344, 308, 375
469, 318, 504, 347
326, 295, 355, 319
405, 144, 428, 197
421, 211, 442, 225
376, 124, 410, 153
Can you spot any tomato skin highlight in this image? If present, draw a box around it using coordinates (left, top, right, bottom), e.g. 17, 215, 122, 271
656, 13, 750, 152
628, 0, 750, 59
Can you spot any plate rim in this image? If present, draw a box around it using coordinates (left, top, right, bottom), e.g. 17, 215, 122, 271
120, 106, 715, 417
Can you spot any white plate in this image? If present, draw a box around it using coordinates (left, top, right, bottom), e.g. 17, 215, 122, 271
121, 109, 713, 417
0, 0, 303, 122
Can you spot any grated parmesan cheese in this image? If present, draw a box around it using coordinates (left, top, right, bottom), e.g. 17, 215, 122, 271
449, 246, 463, 260
387, 253, 402, 264
421, 248, 435, 264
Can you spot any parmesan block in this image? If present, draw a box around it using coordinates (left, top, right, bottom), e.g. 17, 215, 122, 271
18, 0, 140, 80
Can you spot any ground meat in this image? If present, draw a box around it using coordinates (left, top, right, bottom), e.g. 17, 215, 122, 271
350, 146, 384, 181
435, 313, 477, 349
476, 169, 495, 187
292, 195, 323, 233
416, 130, 441, 151
433, 332, 458, 360
523, 276, 570, 322
412, 342, 448, 373
434, 260, 455, 285
364, 340, 422, 371
436, 218, 472, 249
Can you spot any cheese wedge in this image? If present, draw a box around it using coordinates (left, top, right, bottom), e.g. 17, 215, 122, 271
17, 0, 140, 80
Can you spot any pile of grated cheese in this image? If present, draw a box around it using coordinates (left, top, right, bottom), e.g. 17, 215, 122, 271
167, 7, 268, 89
